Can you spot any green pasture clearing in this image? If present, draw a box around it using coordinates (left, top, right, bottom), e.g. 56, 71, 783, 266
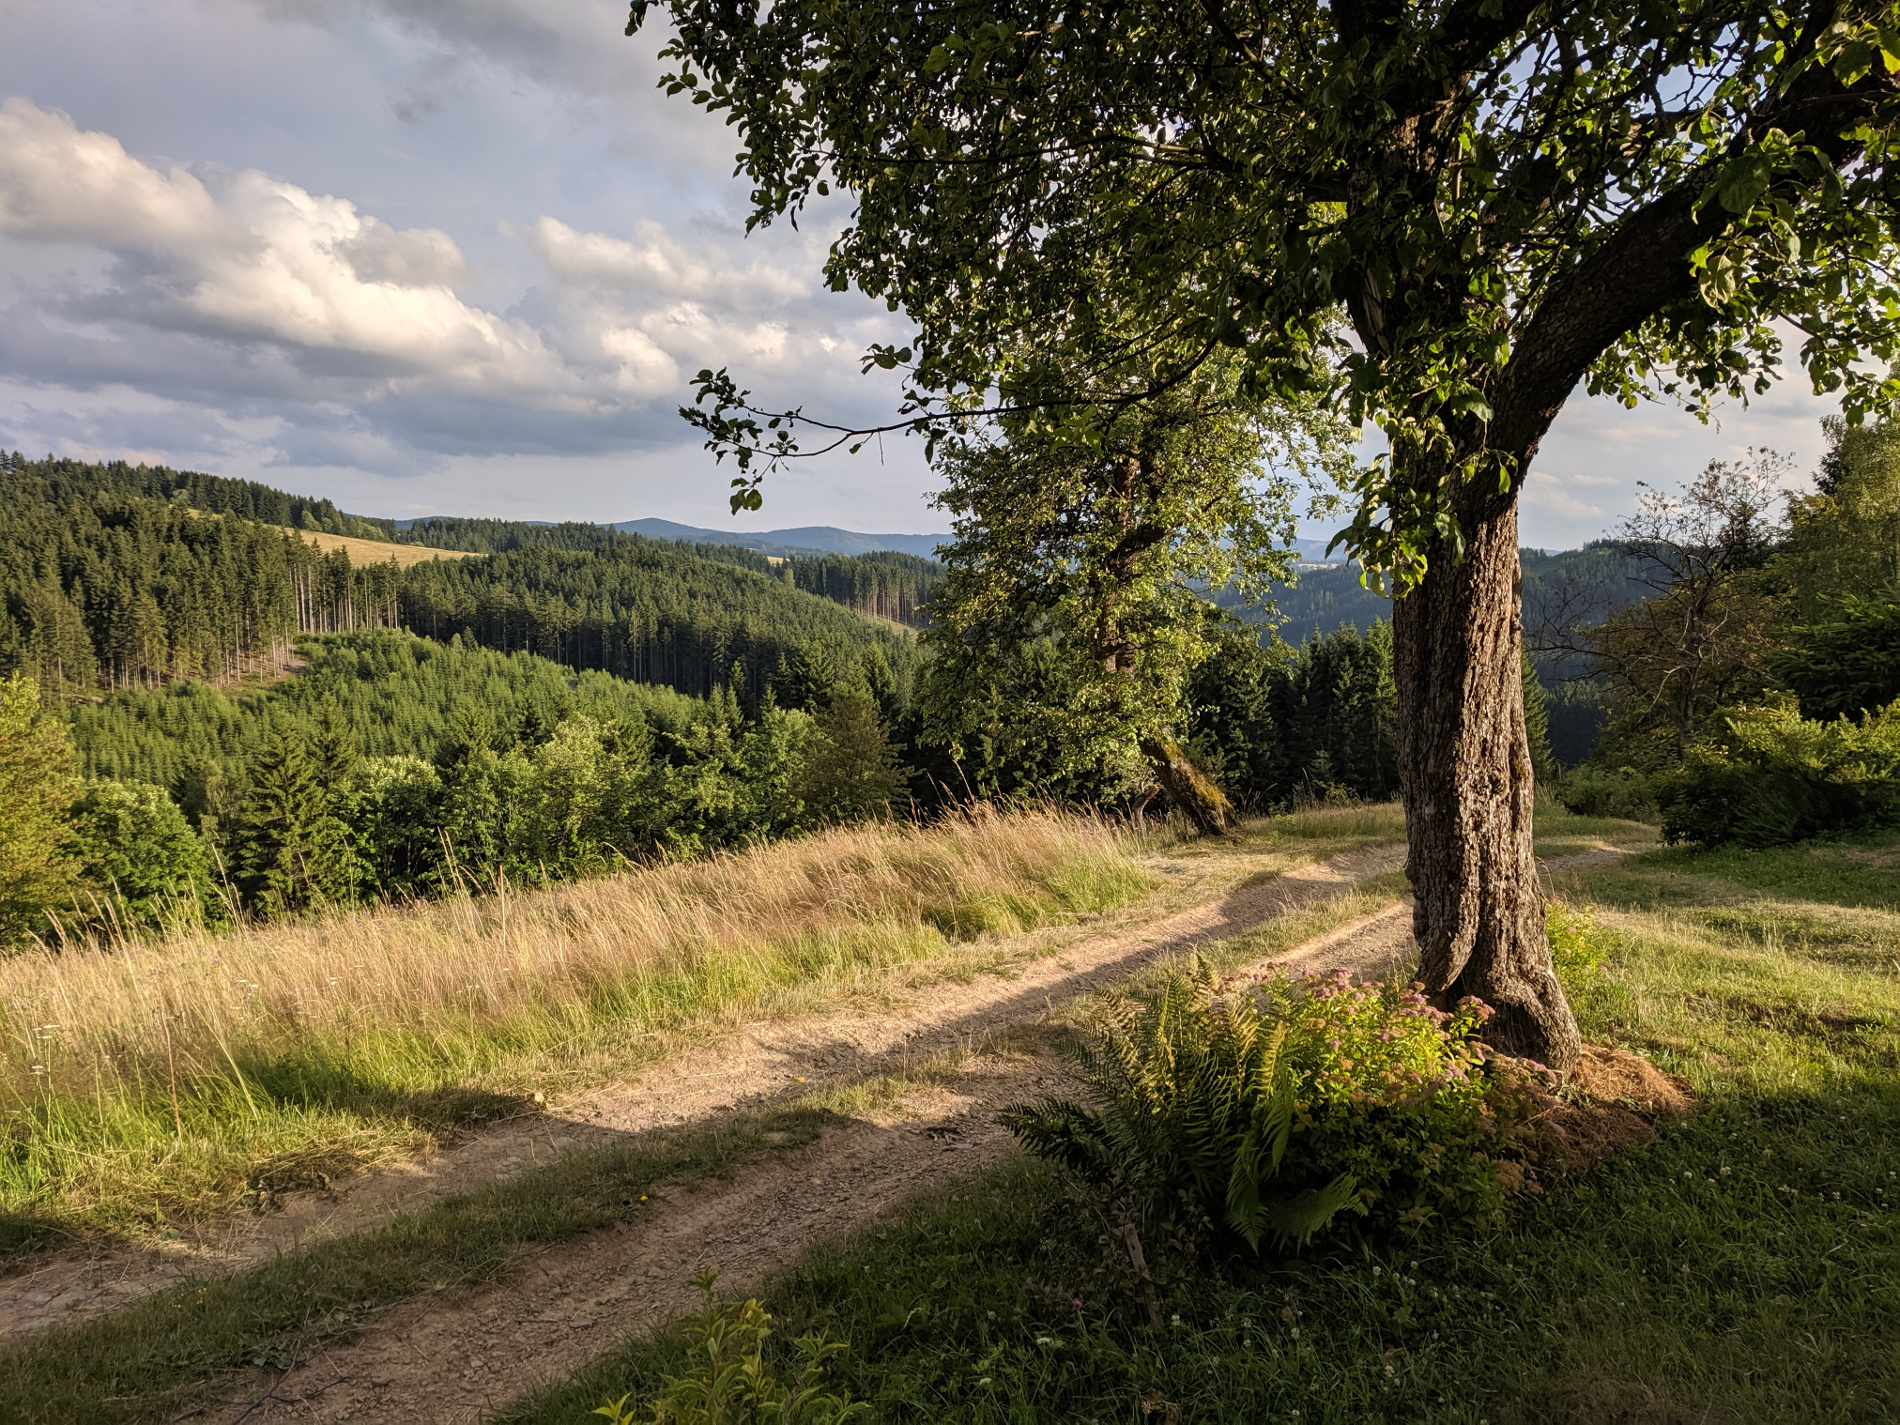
510, 824, 1899, 1425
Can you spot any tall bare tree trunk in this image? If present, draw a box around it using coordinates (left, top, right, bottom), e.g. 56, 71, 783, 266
1391, 492, 1580, 1074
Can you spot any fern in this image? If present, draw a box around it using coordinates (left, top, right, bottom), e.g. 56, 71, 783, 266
1001, 958, 1358, 1251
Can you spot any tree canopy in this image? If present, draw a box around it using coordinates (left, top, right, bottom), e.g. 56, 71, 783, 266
919, 367, 1343, 825
640, 0, 1900, 571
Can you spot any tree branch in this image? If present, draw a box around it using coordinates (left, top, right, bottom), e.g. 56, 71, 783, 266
1493, 52, 1893, 462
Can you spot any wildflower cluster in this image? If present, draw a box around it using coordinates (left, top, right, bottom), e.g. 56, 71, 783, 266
1249, 967, 1543, 1240
1271, 969, 1491, 1110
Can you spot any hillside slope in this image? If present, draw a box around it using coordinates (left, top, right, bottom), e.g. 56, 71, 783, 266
610, 518, 949, 558
0, 457, 918, 704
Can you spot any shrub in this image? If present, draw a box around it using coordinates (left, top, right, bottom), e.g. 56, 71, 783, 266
65, 779, 215, 933
595, 1271, 868, 1425
1656, 697, 1900, 848
1274, 969, 1537, 1240
1002, 960, 1540, 1263
1556, 764, 1659, 822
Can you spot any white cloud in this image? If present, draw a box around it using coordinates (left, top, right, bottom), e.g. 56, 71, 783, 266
0, 98, 576, 396
0, 97, 909, 472
336, 216, 470, 288
1520, 471, 1606, 522
516, 216, 807, 306
0, 96, 231, 251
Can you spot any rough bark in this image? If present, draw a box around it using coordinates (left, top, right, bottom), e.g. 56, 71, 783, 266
1391, 493, 1581, 1074
1140, 735, 1233, 836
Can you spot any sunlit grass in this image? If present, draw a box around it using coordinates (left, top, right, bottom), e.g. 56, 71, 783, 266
0, 808, 1152, 1242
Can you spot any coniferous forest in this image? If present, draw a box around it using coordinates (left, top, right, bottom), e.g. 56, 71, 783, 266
0, 453, 1424, 941
32, 435, 1895, 946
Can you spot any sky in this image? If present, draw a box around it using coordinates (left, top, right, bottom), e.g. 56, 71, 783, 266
0, 0, 1851, 547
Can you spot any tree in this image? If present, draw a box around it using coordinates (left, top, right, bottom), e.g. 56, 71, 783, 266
1522, 651, 1557, 788
795, 691, 907, 824
1581, 456, 1789, 759
631, 0, 1900, 1067
920, 376, 1341, 830
1781, 415, 1900, 616
1774, 597, 1900, 718
228, 718, 354, 917
0, 673, 81, 943
66, 779, 213, 932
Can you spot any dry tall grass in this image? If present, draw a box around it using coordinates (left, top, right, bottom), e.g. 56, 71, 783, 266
0, 808, 1150, 1236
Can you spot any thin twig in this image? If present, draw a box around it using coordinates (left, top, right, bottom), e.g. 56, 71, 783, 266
226, 1366, 289, 1425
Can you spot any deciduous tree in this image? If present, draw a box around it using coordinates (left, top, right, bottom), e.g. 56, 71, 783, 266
630, 0, 1900, 1068
0, 673, 80, 943
921, 373, 1342, 830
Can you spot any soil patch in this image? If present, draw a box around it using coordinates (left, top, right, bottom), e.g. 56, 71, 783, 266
1534, 1044, 1696, 1173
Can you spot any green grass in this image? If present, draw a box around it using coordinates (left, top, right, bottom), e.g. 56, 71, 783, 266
1572, 827, 1900, 913
1530, 806, 1663, 863
0, 1107, 829, 1425
0, 813, 1425, 1420
509, 831, 1900, 1425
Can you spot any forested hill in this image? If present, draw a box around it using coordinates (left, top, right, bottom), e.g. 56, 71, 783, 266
1238, 544, 1650, 643
0, 455, 922, 705
396, 515, 943, 627
1217, 544, 1650, 765
0, 461, 402, 693
0, 451, 399, 541
64, 631, 714, 792
398, 542, 918, 705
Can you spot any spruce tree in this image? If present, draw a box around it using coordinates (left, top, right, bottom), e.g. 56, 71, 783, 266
229, 719, 351, 917
796, 691, 906, 825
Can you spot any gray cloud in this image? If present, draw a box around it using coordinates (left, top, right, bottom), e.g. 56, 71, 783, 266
0, 1, 1860, 536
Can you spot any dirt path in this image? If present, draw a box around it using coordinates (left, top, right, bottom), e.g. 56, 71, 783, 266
220, 864, 1429, 1423
0, 832, 1640, 1423
0, 842, 1402, 1345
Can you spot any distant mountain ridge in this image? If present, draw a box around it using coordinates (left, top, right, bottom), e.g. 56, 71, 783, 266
610, 519, 949, 559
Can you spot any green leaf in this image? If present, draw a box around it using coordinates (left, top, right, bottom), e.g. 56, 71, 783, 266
1264, 1175, 1361, 1247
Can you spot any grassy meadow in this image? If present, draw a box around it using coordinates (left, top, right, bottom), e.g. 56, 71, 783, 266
0, 808, 1153, 1244
505, 821, 1899, 1425
0, 804, 1422, 1422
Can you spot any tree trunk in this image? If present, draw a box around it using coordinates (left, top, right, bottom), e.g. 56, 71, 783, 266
1140, 734, 1232, 836
1391, 493, 1581, 1074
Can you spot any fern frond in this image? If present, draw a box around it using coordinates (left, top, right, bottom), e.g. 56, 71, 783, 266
1264, 1175, 1361, 1248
